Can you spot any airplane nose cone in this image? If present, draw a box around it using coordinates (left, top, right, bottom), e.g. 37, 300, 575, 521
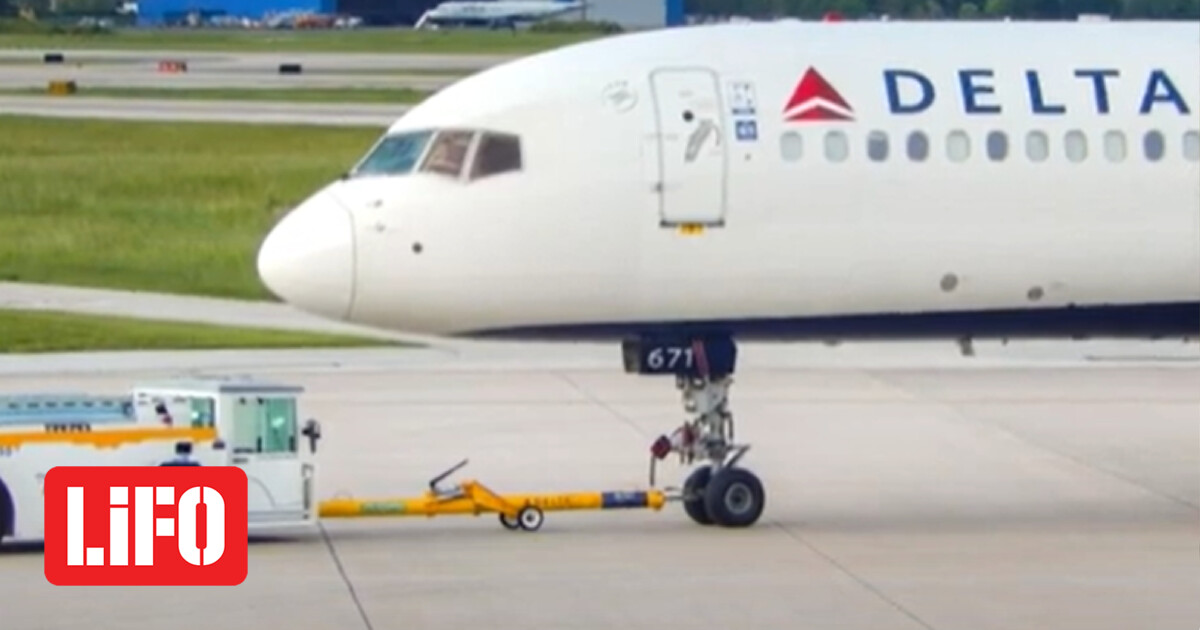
257, 192, 355, 321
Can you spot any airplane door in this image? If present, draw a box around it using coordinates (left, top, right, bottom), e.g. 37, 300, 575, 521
649, 67, 728, 227
648, 66, 729, 226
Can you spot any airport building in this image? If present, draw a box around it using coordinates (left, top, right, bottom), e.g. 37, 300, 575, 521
568, 0, 684, 29
137, 0, 328, 25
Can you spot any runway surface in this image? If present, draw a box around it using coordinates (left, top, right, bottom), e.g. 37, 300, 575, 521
0, 49, 516, 70
0, 94, 403, 125
0, 48, 507, 89
0, 281, 408, 338
0, 48, 506, 123
0, 342, 1197, 630
0, 65, 459, 90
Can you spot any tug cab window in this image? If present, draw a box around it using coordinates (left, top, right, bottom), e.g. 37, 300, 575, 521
420, 129, 475, 177
469, 132, 522, 180
232, 396, 298, 455
352, 130, 433, 177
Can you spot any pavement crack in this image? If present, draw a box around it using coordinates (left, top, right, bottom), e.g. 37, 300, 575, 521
774, 522, 938, 630
946, 404, 1199, 512
555, 371, 649, 439
318, 521, 376, 630
865, 371, 1198, 513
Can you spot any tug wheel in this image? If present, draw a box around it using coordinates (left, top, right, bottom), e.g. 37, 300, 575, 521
682, 466, 714, 526
498, 513, 520, 530
516, 506, 544, 532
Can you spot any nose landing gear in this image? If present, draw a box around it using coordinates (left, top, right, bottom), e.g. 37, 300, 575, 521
626, 335, 765, 528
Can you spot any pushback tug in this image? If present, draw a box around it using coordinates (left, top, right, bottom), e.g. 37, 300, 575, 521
0, 377, 319, 545
0, 366, 741, 546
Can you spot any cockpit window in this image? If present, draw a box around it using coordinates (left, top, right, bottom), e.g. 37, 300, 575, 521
420, 129, 475, 178
352, 130, 433, 177
470, 132, 522, 180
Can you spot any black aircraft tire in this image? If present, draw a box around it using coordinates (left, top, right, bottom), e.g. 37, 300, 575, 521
704, 467, 765, 528
682, 466, 715, 525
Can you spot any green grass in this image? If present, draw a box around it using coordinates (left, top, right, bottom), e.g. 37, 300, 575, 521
0, 115, 381, 299
0, 85, 431, 103
0, 309, 394, 353
0, 27, 603, 54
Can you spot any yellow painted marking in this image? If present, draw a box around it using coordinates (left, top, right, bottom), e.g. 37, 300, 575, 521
0, 427, 216, 450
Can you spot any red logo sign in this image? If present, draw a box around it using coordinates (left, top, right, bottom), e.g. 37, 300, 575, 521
43, 466, 248, 586
783, 67, 855, 122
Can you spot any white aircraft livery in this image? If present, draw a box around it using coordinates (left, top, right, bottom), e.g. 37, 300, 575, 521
257, 21, 1200, 529
413, 0, 587, 30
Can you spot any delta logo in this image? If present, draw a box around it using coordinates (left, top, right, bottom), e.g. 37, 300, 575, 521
782, 65, 1192, 123
782, 67, 854, 122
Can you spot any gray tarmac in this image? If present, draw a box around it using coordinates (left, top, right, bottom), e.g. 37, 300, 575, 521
0, 49, 516, 70
0, 48, 505, 90
0, 64, 459, 90
0, 48, 506, 123
0, 94, 404, 125
0, 341, 1197, 630
0, 281, 414, 339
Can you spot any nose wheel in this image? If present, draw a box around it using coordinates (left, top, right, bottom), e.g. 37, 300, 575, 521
630, 335, 767, 529
682, 465, 765, 527
702, 466, 764, 527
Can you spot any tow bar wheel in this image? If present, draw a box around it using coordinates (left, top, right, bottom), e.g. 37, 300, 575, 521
498, 505, 544, 532
517, 506, 544, 531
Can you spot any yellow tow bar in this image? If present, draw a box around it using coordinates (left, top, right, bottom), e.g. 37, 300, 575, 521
317, 459, 673, 532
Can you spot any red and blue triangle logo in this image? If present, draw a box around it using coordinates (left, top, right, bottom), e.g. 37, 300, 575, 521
783, 67, 854, 122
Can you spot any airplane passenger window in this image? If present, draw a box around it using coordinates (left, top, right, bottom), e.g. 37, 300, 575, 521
420, 129, 476, 178
469, 132, 522, 180
1064, 130, 1087, 163
906, 131, 928, 162
352, 130, 434, 177
986, 131, 1008, 161
946, 130, 970, 163
1103, 131, 1126, 162
780, 131, 803, 162
1025, 131, 1049, 162
1142, 130, 1165, 162
1184, 131, 1200, 162
824, 131, 848, 162
867, 131, 888, 162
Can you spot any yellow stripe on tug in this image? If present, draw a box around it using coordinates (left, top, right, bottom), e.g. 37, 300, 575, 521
317, 460, 670, 532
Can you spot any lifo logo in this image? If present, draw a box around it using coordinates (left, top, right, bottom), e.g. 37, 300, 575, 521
43, 466, 248, 586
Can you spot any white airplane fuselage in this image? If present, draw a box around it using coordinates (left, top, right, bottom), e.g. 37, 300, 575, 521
257, 22, 1200, 343
414, 1, 585, 29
